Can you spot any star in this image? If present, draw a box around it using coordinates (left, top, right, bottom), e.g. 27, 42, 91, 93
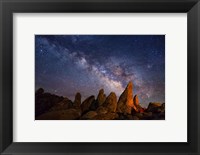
147, 64, 152, 69
35, 35, 165, 106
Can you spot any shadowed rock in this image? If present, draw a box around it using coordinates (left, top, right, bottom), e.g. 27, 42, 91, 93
161, 103, 165, 110
49, 98, 73, 111
97, 89, 106, 106
90, 101, 99, 111
132, 95, 145, 113
73, 92, 81, 108
133, 116, 140, 120
117, 81, 134, 114
35, 89, 64, 117
134, 113, 143, 119
35, 82, 165, 120
81, 96, 95, 114
143, 112, 153, 120
92, 112, 117, 120
81, 111, 98, 120
36, 88, 44, 96
96, 106, 108, 114
133, 95, 139, 106
36, 108, 81, 120
103, 92, 117, 112
146, 102, 162, 112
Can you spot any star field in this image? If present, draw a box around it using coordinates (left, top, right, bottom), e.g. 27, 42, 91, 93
35, 35, 165, 107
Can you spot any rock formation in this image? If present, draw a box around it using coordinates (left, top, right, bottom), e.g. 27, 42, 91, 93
133, 95, 139, 106
81, 95, 95, 114
117, 81, 134, 114
36, 88, 44, 96
102, 92, 117, 112
81, 111, 98, 120
35, 89, 64, 117
133, 95, 145, 113
96, 106, 108, 114
92, 112, 117, 120
97, 89, 106, 106
49, 98, 73, 111
161, 103, 165, 110
146, 102, 162, 112
73, 92, 81, 108
36, 108, 81, 120
35, 82, 165, 120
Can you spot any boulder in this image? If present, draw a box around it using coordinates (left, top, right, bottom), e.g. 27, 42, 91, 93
126, 115, 134, 120
143, 112, 153, 120
81, 111, 98, 120
96, 106, 108, 114
132, 95, 144, 113
143, 112, 153, 118
81, 96, 95, 114
115, 113, 119, 119
92, 112, 117, 120
118, 114, 126, 120
146, 102, 162, 112
35, 92, 64, 117
158, 112, 165, 120
73, 92, 81, 108
49, 98, 73, 111
97, 89, 106, 106
138, 106, 145, 113
117, 81, 135, 114
134, 113, 143, 119
133, 95, 139, 106
133, 116, 140, 120
36, 108, 81, 120
36, 88, 44, 96
161, 103, 165, 111
89, 100, 98, 111
103, 92, 117, 112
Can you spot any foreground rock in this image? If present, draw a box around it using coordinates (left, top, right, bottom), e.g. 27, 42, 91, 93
35, 84, 165, 120
49, 98, 73, 111
96, 106, 108, 114
81, 111, 98, 120
81, 96, 95, 114
92, 112, 117, 120
97, 89, 106, 107
133, 95, 139, 106
161, 103, 165, 111
36, 108, 81, 120
73, 92, 81, 108
132, 95, 145, 113
103, 92, 117, 112
146, 102, 162, 112
36, 88, 44, 96
35, 89, 64, 116
117, 81, 135, 114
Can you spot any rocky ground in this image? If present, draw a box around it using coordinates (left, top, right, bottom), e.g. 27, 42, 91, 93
35, 82, 165, 120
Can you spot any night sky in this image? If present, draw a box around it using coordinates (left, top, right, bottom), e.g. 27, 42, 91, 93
35, 35, 165, 107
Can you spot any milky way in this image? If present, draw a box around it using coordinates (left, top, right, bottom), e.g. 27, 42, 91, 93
35, 35, 165, 107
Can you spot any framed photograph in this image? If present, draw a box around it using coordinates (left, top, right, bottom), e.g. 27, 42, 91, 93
0, 0, 200, 154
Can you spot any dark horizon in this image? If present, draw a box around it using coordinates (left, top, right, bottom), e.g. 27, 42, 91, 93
35, 35, 165, 107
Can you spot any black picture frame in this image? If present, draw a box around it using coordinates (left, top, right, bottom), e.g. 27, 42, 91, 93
0, 0, 200, 154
